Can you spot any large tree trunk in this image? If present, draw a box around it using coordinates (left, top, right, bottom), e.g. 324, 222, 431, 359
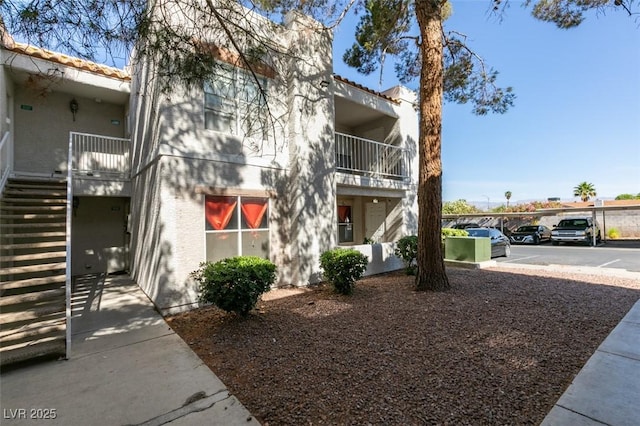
414, 0, 449, 291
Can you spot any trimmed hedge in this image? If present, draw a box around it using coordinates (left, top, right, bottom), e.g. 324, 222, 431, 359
191, 256, 276, 316
441, 228, 469, 240
320, 248, 368, 295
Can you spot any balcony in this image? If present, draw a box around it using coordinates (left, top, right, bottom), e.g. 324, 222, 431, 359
69, 132, 131, 197
335, 132, 409, 181
70, 132, 131, 179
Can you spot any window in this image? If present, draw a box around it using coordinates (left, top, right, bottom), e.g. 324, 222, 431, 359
205, 195, 269, 263
204, 63, 269, 139
337, 205, 353, 243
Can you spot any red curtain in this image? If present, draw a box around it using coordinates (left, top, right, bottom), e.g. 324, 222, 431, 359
205, 197, 237, 230
241, 199, 268, 229
338, 206, 351, 223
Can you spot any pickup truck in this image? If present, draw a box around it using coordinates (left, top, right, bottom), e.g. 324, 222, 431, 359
551, 217, 601, 246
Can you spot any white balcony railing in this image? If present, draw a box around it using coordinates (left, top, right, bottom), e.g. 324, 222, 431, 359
0, 131, 12, 193
335, 132, 409, 181
70, 132, 131, 178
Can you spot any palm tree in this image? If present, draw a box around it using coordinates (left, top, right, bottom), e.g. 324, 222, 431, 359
505, 191, 512, 208
573, 182, 597, 202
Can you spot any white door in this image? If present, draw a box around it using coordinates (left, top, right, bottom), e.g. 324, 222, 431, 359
365, 202, 386, 242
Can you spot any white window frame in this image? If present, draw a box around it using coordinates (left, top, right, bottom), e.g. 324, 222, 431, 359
204, 63, 269, 139
337, 203, 354, 244
204, 195, 270, 262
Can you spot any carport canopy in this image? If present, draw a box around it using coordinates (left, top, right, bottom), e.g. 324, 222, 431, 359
442, 204, 640, 246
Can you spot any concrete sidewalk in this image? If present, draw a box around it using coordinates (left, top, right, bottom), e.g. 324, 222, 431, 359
1, 274, 259, 426
542, 298, 640, 426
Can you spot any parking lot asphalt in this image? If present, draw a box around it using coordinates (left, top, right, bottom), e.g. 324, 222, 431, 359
496, 239, 640, 273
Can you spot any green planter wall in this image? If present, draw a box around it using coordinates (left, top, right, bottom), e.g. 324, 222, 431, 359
445, 236, 491, 262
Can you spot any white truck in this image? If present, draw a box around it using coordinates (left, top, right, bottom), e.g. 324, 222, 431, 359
551, 217, 601, 246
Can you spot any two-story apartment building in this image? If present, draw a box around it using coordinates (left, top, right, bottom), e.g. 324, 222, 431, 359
0, 6, 418, 364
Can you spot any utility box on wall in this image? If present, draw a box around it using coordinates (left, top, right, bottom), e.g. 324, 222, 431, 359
444, 236, 491, 262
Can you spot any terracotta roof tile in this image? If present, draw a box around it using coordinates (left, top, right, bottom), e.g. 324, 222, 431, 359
333, 74, 400, 104
3, 40, 130, 81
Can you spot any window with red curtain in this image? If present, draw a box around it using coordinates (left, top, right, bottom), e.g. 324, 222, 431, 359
338, 205, 351, 223
205, 196, 237, 230
241, 198, 268, 229
205, 195, 270, 263
338, 204, 353, 243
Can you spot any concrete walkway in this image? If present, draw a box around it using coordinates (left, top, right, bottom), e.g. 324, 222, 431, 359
1, 273, 259, 425
541, 298, 640, 426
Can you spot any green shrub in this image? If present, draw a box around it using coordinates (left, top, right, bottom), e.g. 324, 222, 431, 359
394, 235, 418, 275
319, 248, 369, 295
191, 256, 276, 316
441, 228, 469, 241
607, 228, 620, 239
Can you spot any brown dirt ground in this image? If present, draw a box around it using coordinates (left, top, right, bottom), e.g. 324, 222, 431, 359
167, 266, 640, 425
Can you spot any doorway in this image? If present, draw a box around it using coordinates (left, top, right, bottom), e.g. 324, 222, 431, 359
365, 202, 386, 242
71, 196, 129, 275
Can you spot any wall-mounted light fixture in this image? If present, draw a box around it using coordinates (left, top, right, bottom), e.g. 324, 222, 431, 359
70, 98, 79, 121
319, 80, 330, 89
372, 198, 379, 204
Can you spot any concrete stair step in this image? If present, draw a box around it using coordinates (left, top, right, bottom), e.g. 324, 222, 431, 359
0, 231, 66, 239
7, 177, 66, 185
6, 183, 66, 190
0, 251, 67, 263
0, 302, 66, 324
0, 262, 66, 276
0, 205, 66, 212
0, 177, 69, 367
0, 317, 66, 341
0, 222, 65, 228
0, 336, 66, 367
0, 275, 67, 291
0, 288, 66, 307
1, 198, 67, 204
3, 189, 66, 197
0, 241, 67, 251
0, 213, 67, 220
0, 320, 66, 354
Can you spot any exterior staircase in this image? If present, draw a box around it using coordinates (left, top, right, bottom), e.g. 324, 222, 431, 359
1, 178, 68, 367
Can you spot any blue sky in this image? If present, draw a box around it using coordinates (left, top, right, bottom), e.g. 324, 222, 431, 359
332, 1, 640, 204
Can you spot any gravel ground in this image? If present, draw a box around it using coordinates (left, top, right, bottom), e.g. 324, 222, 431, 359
167, 266, 640, 425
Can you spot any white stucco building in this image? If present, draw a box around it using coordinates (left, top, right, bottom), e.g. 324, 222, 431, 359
0, 4, 418, 363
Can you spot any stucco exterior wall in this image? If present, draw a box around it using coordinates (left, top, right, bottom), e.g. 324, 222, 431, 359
350, 242, 404, 276
129, 153, 291, 313
381, 86, 419, 238
129, 159, 186, 311
126, 7, 419, 312
13, 89, 125, 174
283, 12, 336, 286
129, 11, 337, 311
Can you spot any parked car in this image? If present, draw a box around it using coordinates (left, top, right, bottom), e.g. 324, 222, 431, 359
510, 225, 552, 245
451, 222, 481, 230
465, 227, 511, 258
551, 217, 601, 246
